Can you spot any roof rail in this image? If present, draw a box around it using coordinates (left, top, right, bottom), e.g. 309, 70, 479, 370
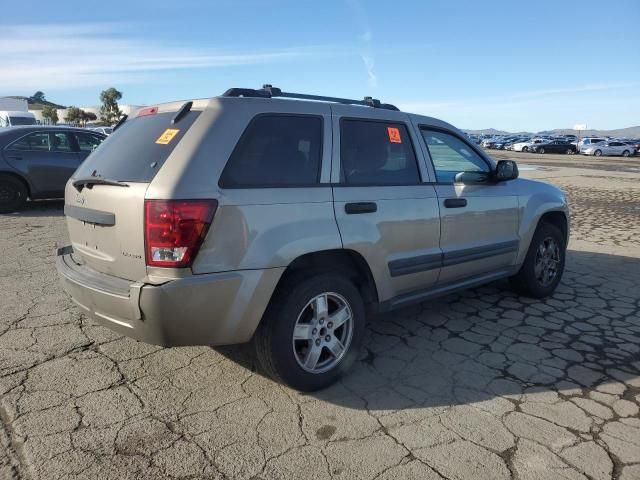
222, 85, 400, 111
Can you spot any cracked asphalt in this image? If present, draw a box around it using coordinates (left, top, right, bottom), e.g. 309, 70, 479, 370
1, 152, 639, 480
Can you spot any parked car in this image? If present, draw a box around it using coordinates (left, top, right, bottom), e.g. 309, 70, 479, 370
624, 140, 639, 154
0, 126, 106, 212
531, 140, 577, 154
90, 126, 113, 136
578, 137, 606, 152
500, 137, 530, 150
55, 86, 569, 391
0, 111, 37, 127
513, 138, 548, 152
582, 141, 634, 157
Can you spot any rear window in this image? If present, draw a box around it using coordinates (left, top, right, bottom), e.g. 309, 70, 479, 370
9, 116, 36, 126
219, 114, 322, 188
74, 110, 201, 182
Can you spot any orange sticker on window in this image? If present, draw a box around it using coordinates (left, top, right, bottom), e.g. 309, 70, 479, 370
387, 127, 402, 143
155, 128, 179, 145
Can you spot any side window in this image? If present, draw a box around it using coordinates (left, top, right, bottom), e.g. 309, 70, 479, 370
8, 132, 50, 151
219, 115, 322, 187
340, 120, 420, 185
421, 129, 489, 183
51, 132, 73, 152
74, 132, 104, 152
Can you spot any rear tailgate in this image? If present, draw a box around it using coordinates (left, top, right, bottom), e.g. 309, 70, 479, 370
65, 103, 203, 281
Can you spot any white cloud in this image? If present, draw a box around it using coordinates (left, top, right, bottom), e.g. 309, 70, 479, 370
397, 82, 640, 131
398, 82, 640, 115
0, 23, 342, 91
347, 0, 377, 88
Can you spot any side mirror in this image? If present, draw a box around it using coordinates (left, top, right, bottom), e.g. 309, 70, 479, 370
493, 160, 519, 182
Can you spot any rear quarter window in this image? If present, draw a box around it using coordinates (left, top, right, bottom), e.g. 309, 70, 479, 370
219, 114, 322, 188
74, 110, 201, 182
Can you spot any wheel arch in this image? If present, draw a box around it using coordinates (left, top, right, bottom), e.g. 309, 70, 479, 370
0, 170, 32, 198
537, 211, 568, 247
275, 249, 379, 307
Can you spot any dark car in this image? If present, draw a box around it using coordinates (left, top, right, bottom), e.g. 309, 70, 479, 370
530, 139, 577, 154
0, 126, 106, 212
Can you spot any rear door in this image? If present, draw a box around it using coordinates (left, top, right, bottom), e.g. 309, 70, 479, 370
65, 105, 203, 281
331, 106, 441, 302
72, 131, 106, 162
418, 127, 520, 285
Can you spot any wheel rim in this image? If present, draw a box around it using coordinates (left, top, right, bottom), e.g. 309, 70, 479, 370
539, 148, 544, 154
566, 149, 572, 154
595, 150, 601, 156
623, 151, 629, 157
291, 292, 354, 374
534, 236, 561, 287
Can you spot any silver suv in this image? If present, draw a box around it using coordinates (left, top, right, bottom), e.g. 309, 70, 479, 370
56, 86, 569, 391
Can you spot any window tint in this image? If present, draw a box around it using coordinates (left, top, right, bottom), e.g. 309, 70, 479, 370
51, 132, 73, 151
9, 132, 50, 151
340, 120, 420, 185
422, 129, 489, 183
75, 111, 201, 183
220, 115, 322, 187
74, 132, 104, 152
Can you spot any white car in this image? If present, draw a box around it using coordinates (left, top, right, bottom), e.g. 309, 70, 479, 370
577, 137, 605, 153
89, 126, 113, 135
513, 138, 548, 152
582, 141, 634, 157
0, 111, 37, 127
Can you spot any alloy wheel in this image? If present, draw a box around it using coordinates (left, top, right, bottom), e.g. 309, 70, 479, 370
534, 237, 561, 287
291, 292, 354, 374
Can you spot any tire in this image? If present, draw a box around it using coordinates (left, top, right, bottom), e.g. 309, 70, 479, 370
622, 150, 630, 157
538, 147, 545, 154
594, 149, 602, 157
254, 273, 365, 391
522, 146, 529, 152
510, 222, 566, 298
0, 175, 28, 214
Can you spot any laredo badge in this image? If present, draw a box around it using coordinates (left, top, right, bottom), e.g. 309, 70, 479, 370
156, 129, 180, 145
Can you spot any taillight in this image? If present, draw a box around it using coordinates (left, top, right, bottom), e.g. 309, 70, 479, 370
144, 199, 217, 267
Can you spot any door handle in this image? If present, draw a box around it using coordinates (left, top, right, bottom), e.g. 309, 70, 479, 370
444, 198, 467, 208
6, 154, 23, 160
345, 202, 377, 214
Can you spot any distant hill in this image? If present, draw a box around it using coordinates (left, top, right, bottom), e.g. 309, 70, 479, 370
540, 126, 640, 138
7, 96, 66, 110
464, 126, 640, 138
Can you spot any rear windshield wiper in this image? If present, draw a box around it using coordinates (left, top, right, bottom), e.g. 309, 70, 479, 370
73, 176, 129, 192
112, 114, 128, 132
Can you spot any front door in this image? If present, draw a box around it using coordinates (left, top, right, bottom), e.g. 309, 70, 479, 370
331, 107, 441, 302
419, 128, 520, 285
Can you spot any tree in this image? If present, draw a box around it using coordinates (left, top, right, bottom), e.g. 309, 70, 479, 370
81, 111, 97, 124
30, 91, 46, 103
41, 105, 58, 125
99, 87, 123, 125
64, 107, 83, 126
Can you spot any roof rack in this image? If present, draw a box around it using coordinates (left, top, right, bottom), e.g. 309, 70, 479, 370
222, 84, 400, 111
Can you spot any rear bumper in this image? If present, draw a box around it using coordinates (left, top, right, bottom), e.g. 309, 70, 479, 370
56, 246, 284, 347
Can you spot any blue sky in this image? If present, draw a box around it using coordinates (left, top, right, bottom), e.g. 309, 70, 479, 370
1, 0, 638, 131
